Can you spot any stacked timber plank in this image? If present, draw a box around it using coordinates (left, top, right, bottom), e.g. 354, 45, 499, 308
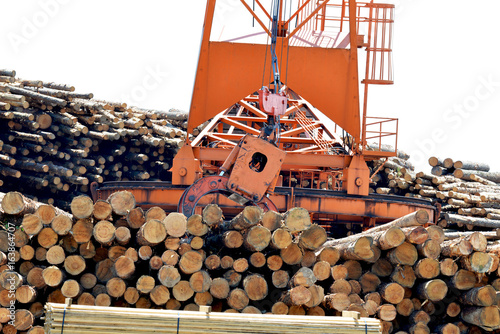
43, 303, 381, 334
1, 191, 500, 333
0, 69, 197, 210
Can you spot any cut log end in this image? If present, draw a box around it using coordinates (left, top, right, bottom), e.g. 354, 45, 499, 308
109, 191, 136, 215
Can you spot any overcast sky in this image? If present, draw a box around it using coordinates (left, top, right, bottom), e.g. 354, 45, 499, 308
1, 0, 500, 173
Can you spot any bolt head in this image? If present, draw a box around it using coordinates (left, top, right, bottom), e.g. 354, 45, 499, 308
355, 177, 363, 187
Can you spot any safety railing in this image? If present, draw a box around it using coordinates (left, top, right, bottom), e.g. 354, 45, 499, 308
314, 0, 373, 32
362, 3, 394, 84
363, 116, 398, 156
296, 1, 394, 83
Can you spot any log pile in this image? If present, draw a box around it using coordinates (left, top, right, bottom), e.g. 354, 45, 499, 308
0, 69, 197, 210
369, 155, 500, 235
1, 191, 500, 333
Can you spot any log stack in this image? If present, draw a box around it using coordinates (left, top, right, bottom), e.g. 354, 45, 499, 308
3, 68, 500, 333
0, 69, 199, 210
369, 155, 500, 236
1, 191, 500, 333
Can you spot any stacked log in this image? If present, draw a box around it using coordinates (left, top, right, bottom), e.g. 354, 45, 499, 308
369, 156, 500, 235
1, 191, 500, 333
0, 69, 202, 210
366, 152, 418, 199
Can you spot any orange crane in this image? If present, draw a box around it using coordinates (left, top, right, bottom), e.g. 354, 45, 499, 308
92, 0, 436, 233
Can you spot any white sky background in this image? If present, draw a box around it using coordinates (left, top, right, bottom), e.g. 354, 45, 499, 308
1, 0, 500, 174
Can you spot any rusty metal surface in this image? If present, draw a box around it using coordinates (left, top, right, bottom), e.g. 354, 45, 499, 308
272, 187, 436, 223
226, 135, 286, 202
177, 175, 278, 217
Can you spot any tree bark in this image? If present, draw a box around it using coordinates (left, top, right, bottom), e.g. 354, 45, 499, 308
441, 238, 473, 257
261, 210, 283, 231
461, 306, 500, 331
230, 206, 262, 230
460, 285, 497, 307
450, 269, 477, 290
126, 207, 145, 229
461, 252, 493, 273
402, 226, 429, 244
391, 265, 416, 288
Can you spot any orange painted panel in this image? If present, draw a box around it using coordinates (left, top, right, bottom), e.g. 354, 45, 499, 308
188, 41, 360, 139
96, 186, 434, 224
